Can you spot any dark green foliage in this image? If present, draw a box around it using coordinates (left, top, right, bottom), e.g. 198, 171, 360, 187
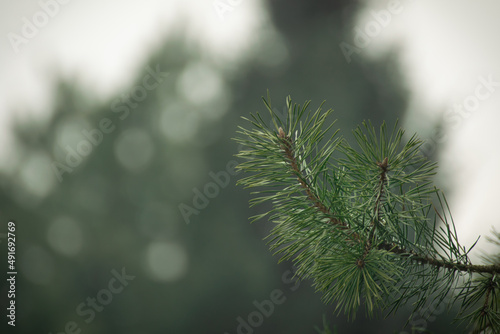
234, 96, 500, 333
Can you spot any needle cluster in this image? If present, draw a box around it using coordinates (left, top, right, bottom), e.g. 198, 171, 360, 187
234, 95, 500, 333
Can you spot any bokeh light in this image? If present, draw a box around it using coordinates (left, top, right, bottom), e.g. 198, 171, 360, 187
145, 241, 188, 282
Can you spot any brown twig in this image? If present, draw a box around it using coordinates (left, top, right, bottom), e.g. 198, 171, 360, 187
278, 127, 347, 229
366, 157, 389, 253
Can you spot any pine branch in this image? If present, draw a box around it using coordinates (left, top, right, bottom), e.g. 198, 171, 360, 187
277, 117, 499, 276
234, 95, 500, 332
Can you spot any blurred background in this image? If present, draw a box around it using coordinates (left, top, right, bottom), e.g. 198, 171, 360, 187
0, 0, 499, 333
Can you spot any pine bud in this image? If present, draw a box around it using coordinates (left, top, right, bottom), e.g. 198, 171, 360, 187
377, 157, 388, 170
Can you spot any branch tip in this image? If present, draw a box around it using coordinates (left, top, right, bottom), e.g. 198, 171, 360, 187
377, 157, 389, 171
278, 127, 286, 139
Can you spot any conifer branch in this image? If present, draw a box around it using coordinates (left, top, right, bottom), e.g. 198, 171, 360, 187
278, 129, 500, 275
235, 96, 500, 332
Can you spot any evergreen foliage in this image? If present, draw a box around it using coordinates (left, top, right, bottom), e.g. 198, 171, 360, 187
234, 95, 500, 333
